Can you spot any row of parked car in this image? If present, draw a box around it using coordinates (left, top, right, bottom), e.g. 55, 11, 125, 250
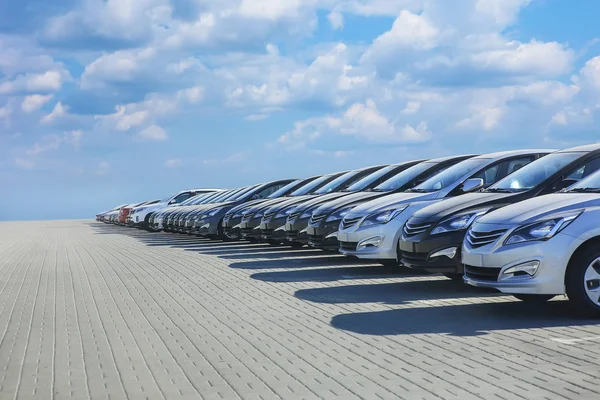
97, 144, 600, 316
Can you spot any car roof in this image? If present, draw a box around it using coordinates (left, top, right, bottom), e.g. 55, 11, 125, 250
558, 143, 600, 153
421, 154, 478, 163
473, 149, 556, 160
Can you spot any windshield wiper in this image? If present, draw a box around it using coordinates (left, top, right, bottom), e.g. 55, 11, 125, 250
485, 188, 513, 193
407, 188, 430, 193
568, 187, 600, 193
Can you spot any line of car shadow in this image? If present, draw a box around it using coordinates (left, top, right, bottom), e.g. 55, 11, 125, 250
92, 223, 595, 335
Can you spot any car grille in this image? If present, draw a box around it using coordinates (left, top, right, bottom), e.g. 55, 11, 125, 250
309, 214, 326, 226
262, 212, 275, 222
400, 250, 428, 265
288, 211, 301, 222
403, 222, 432, 237
340, 241, 358, 251
261, 229, 274, 237
467, 229, 508, 248
241, 213, 254, 223
341, 216, 362, 230
464, 265, 501, 282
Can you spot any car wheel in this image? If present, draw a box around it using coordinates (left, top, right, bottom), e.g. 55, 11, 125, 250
443, 273, 464, 281
512, 294, 555, 303
566, 247, 600, 317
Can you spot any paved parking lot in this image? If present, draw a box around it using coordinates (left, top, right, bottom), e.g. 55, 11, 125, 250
0, 220, 599, 399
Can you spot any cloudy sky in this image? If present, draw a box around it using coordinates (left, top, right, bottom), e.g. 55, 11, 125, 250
1, 0, 599, 220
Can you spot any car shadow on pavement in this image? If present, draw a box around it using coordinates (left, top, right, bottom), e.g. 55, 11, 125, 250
251, 265, 423, 282
330, 300, 596, 337
229, 255, 373, 270
295, 279, 498, 305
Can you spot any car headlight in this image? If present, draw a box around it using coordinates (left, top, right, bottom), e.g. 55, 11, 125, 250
504, 212, 581, 246
431, 210, 489, 235
326, 207, 353, 223
361, 206, 408, 227
276, 208, 294, 219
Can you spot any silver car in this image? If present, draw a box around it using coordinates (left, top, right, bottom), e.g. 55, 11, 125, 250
463, 151, 600, 316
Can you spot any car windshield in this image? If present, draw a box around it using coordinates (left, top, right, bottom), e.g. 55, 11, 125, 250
268, 179, 302, 199
180, 195, 202, 206
160, 194, 175, 203
290, 175, 334, 196
209, 190, 236, 203
568, 169, 600, 192
490, 152, 584, 192
413, 159, 488, 192
344, 165, 397, 192
374, 162, 438, 192
314, 170, 364, 194
230, 185, 260, 201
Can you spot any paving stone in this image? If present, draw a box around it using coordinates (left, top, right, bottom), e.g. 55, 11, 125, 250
0, 220, 599, 400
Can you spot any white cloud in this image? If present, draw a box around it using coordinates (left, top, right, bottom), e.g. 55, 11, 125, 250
165, 158, 182, 168
138, 124, 168, 141
0, 70, 64, 94
97, 161, 110, 175
21, 94, 53, 113
278, 99, 431, 148
41, 102, 67, 124
327, 11, 345, 30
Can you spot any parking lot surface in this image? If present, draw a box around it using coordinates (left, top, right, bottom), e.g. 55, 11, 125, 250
0, 220, 599, 399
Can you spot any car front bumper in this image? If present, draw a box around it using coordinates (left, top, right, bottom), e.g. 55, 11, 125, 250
260, 217, 287, 242
306, 221, 341, 250
337, 215, 408, 260
285, 217, 311, 244
462, 231, 580, 295
399, 230, 466, 274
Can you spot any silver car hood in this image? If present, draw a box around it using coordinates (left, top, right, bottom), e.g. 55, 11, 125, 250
345, 191, 437, 216
477, 193, 600, 226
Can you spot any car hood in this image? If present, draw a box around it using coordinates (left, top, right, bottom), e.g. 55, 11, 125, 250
291, 192, 353, 212
410, 192, 517, 223
346, 191, 436, 217
311, 191, 387, 215
263, 195, 318, 213
477, 193, 600, 226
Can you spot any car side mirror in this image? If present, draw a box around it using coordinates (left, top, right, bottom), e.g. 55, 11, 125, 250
168, 199, 176, 205
251, 194, 260, 200
462, 178, 484, 193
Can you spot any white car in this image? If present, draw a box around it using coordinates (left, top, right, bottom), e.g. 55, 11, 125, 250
338, 150, 547, 263
132, 189, 220, 229
463, 151, 600, 316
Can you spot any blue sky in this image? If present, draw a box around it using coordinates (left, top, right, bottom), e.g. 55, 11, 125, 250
1, 0, 599, 220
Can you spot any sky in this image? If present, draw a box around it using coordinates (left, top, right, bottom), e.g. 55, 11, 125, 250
1, 0, 599, 220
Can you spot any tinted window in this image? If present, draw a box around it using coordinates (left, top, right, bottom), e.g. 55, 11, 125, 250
290, 175, 337, 196
414, 159, 488, 192
345, 165, 398, 192
490, 152, 584, 192
268, 179, 304, 198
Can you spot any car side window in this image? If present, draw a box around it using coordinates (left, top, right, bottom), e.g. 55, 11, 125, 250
173, 193, 192, 204
542, 156, 600, 194
472, 156, 536, 188
254, 184, 285, 199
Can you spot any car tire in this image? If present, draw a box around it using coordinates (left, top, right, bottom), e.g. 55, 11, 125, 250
513, 294, 555, 303
443, 273, 464, 281
566, 247, 600, 317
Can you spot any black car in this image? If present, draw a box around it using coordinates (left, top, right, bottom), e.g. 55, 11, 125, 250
398, 145, 600, 279
222, 176, 320, 240
194, 179, 296, 239
236, 172, 348, 241
258, 165, 390, 243
284, 160, 424, 246
304, 155, 474, 250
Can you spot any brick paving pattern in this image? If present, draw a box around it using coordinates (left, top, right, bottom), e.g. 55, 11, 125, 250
0, 220, 599, 399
